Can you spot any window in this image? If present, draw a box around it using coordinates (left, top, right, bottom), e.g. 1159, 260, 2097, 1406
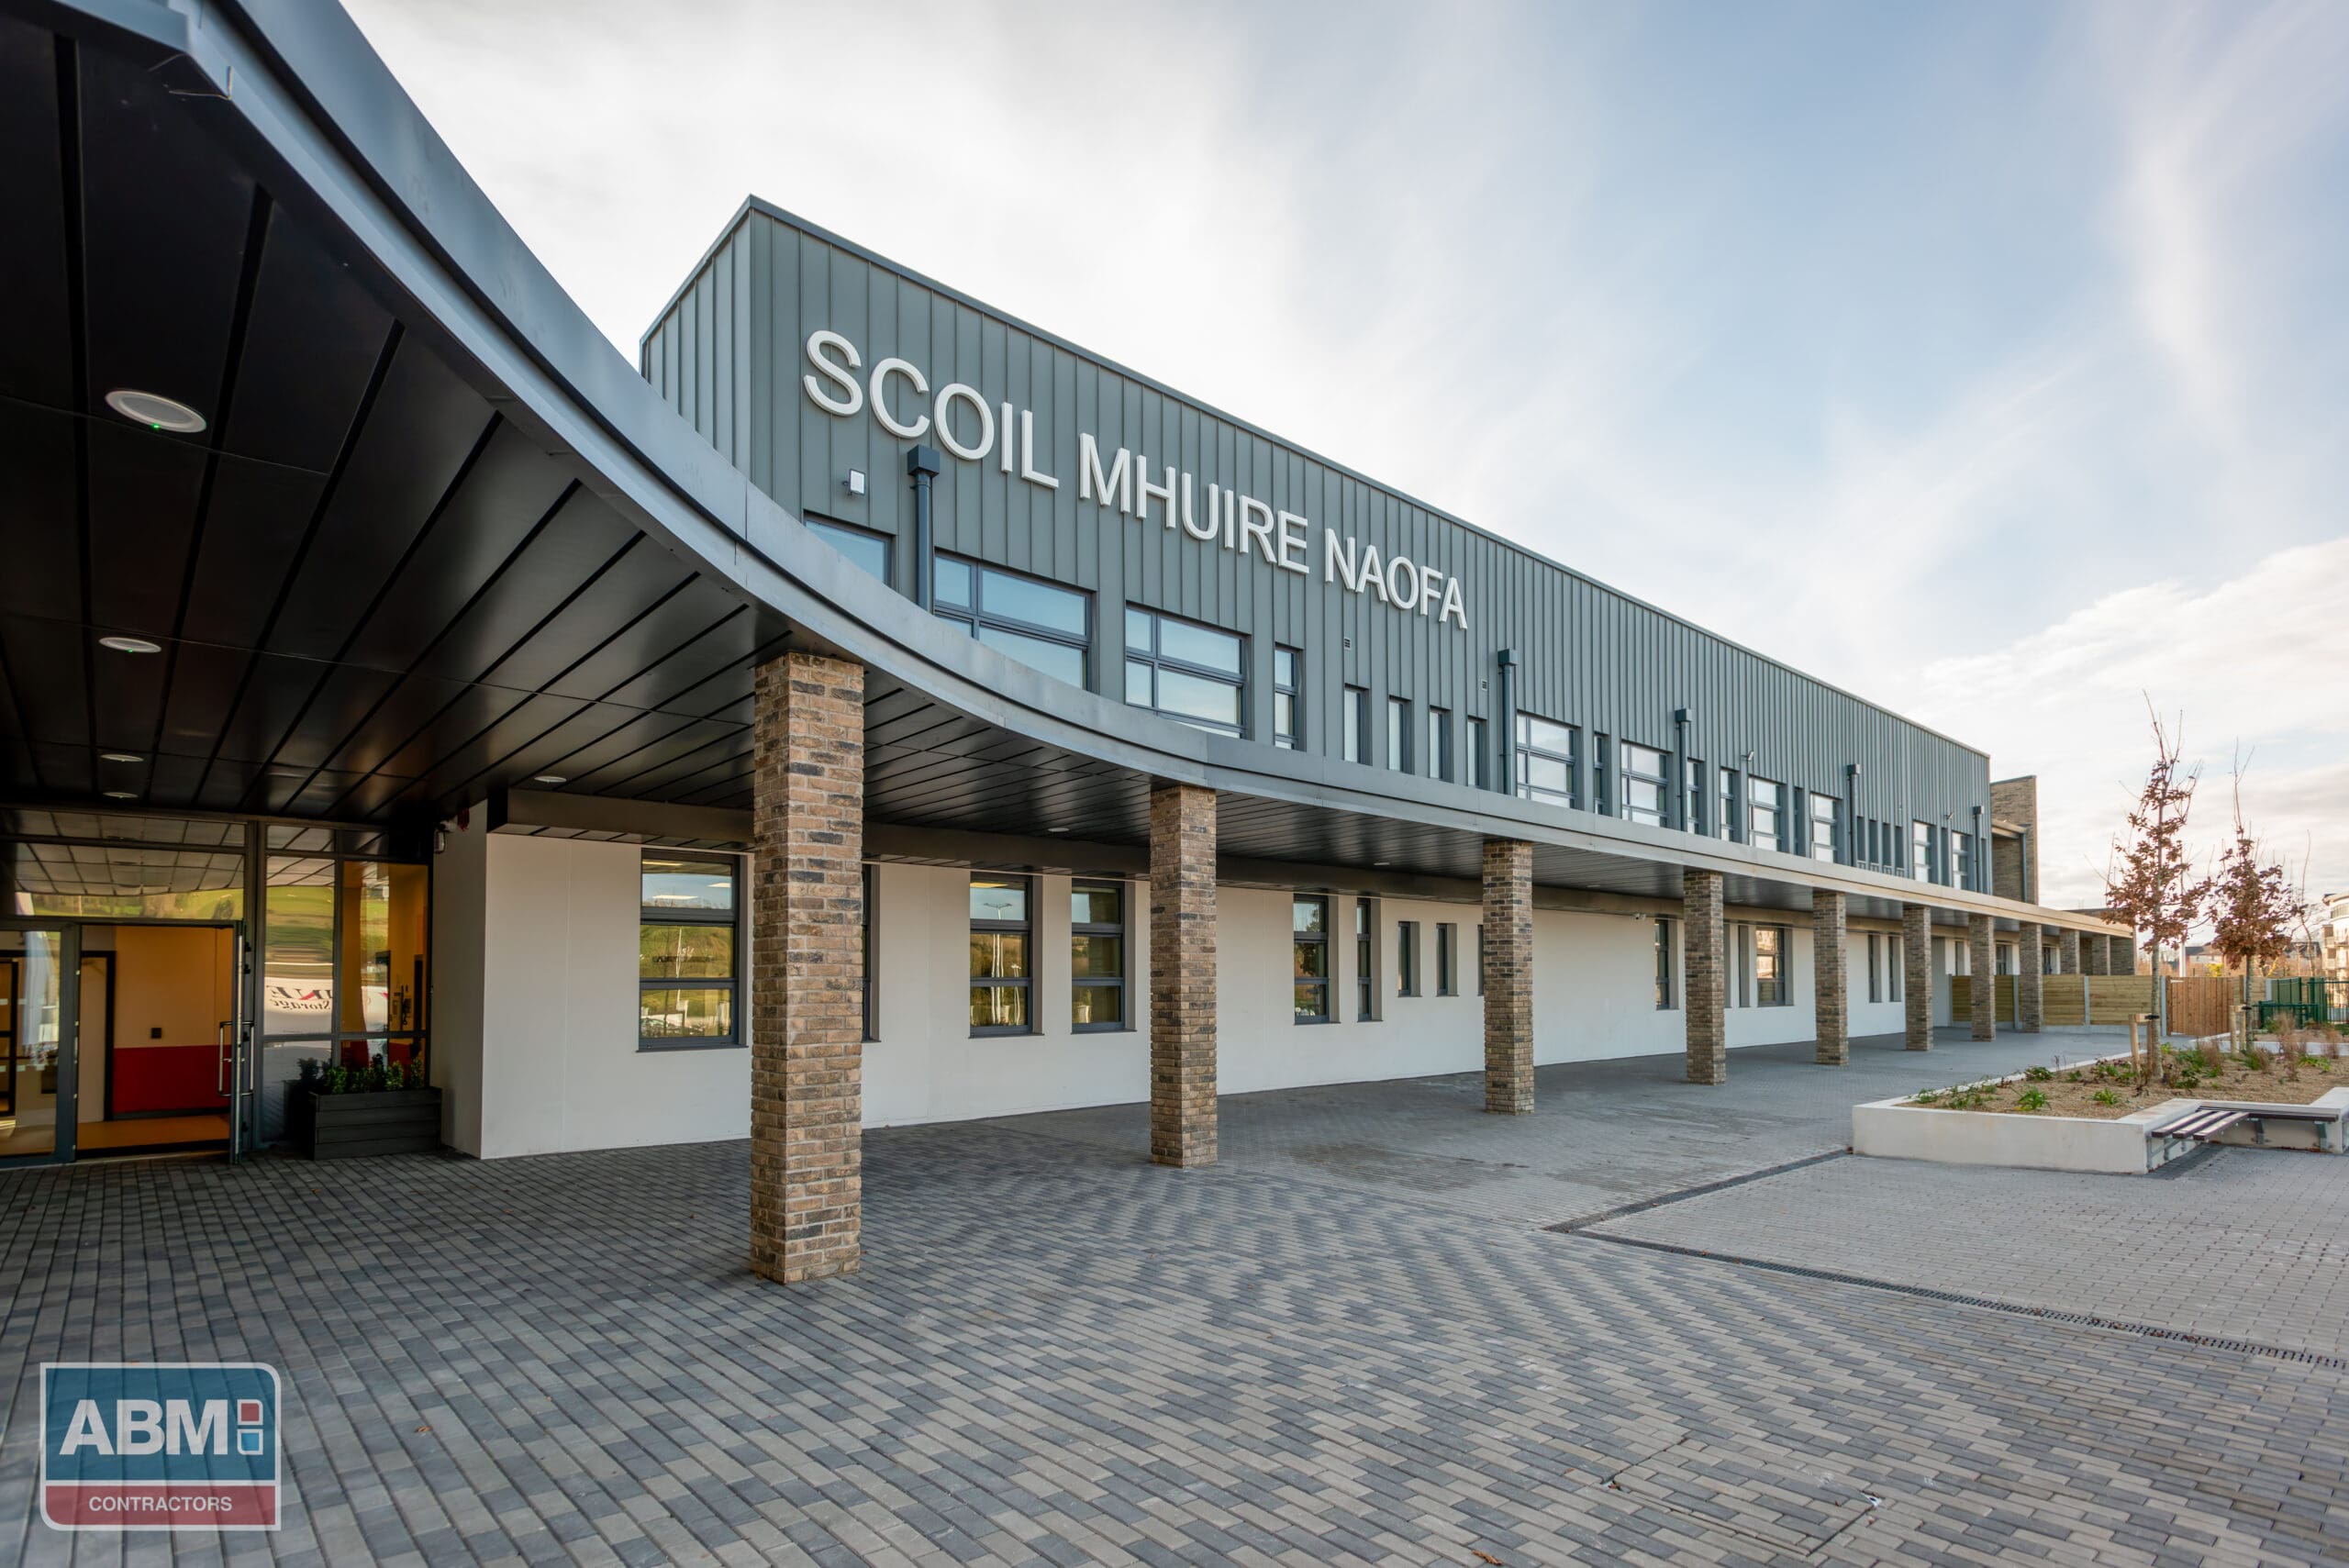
1953, 828, 1975, 892
1809, 794, 1839, 863
1997, 942, 2013, 975
1620, 742, 1668, 827
1427, 707, 1453, 782
1889, 935, 1904, 1002
1436, 922, 1458, 995
1754, 924, 1787, 1006
969, 875, 1033, 1034
1342, 686, 1368, 763
1685, 759, 1706, 835
1867, 932, 1884, 1003
1514, 714, 1577, 806
1396, 920, 1419, 996
1294, 896, 1330, 1022
1591, 735, 1610, 815
1731, 921, 1751, 1007
1386, 695, 1410, 771
807, 517, 890, 582
1654, 917, 1675, 1010
1355, 898, 1376, 1019
1468, 717, 1489, 789
862, 864, 877, 1040
1273, 647, 1300, 749
1912, 820, 1936, 884
934, 557, 1088, 688
1475, 923, 1485, 995
1124, 606, 1244, 735
1719, 767, 1738, 841
640, 852, 740, 1049
1072, 881, 1127, 1030
1747, 777, 1784, 851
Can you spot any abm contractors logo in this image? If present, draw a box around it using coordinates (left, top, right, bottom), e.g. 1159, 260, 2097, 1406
40, 1362, 281, 1530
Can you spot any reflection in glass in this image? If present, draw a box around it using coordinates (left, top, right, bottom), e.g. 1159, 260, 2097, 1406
640, 988, 734, 1040
640, 925, 735, 980
642, 855, 734, 911
0, 930, 63, 1156
264, 858, 335, 1038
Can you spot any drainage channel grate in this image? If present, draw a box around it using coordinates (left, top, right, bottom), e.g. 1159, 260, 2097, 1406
1548, 1150, 1850, 1233
1575, 1231, 2349, 1372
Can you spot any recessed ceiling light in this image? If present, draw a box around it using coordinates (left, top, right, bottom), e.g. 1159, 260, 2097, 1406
104, 388, 206, 434
99, 751, 143, 763
103, 790, 137, 800
1373, 861, 1390, 867
98, 635, 161, 654
1046, 827, 1069, 833
532, 774, 567, 785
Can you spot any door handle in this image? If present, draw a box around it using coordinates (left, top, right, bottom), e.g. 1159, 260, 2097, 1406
217, 1021, 231, 1095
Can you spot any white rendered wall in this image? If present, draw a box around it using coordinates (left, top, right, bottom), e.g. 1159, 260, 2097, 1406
447, 825, 1935, 1155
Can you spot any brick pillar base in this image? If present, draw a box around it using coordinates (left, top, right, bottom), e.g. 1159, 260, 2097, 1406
1902, 904, 1931, 1051
1683, 869, 1726, 1084
1968, 913, 1995, 1040
1812, 891, 1848, 1065
2017, 919, 2043, 1033
749, 651, 865, 1284
1482, 839, 1534, 1113
1150, 784, 1217, 1166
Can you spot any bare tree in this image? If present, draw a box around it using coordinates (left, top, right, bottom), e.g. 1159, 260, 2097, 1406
2103, 702, 2210, 1063
2206, 756, 2305, 1015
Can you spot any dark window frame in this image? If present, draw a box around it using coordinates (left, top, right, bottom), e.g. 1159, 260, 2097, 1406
969, 873, 1038, 1037
1748, 776, 1786, 852
862, 862, 877, 1041
1293, 895, 1331, 1024
1468, 717, 1490, 790
1071, 878, 1130, 1033
1685, 758, 1707, 836
1436, 921, 1458, 995
1655, 917, 1675, 1010
1396, 919, 1420, 997
1620, 740, 1669, 827
1355, 897, 1376, 1019
1273, 646, 1301, 750
1809, 793, 1840, 863
1513, 713, 1578, 808
1754, 923, 1790, 1006
806, 515, 893, 583
933, 555, 1091, 688
1386, 695, 1411, 772
1342, 686, 1369, 763
1123, 606, 1247, 737
1427, 707, 1453, 783
638, 851, 744, 1052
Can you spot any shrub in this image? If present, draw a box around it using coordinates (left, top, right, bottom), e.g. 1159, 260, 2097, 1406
297, 1054, 424, 1095
2015, 1088, 2049, 1112
2091, 1088, 2121, 1106
2024, 1065, 2054, 1083
1912, 1088, 1943, 1106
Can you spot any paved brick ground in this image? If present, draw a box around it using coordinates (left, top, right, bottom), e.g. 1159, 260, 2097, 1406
1, 1101, 2343, 1566
989, 1028, 2113, 1226
1586, 1146, 2349, 1358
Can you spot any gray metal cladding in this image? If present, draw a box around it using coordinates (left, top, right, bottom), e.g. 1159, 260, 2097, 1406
640, 202, 1990, 836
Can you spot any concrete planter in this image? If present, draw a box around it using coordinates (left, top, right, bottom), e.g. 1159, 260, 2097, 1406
1854, 1078, 2349, 1174
286, 1084, 444, 1160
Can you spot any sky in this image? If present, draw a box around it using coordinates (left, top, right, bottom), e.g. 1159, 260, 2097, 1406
342, 0, 2349, 919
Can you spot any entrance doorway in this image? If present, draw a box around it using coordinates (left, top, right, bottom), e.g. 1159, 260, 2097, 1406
0, 920, 252, 1164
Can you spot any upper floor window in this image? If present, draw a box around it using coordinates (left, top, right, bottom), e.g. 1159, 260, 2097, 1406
969, 875, 1033, 1034
1427, 707, 1453, 782
1124, 607, 1244, 736
1809, 793, 1839, 863
1620, 742, 1668, 827
1514, 714, 1576, 807
1273, 647, 1301, 750
639, 852, 740, 1050
1468, 717, 1489, 789
1342, 686, 1368, 763
1071, 881, 1127, 1031
1953, 828, 1975, 892
1684, 759, 1706, 835
1912, 820, 1937, 884
1293, 896, 1330, 1022
1385, 695, 1410, 771
1719, 767, 1738, 841
934, 556, 1087, 688
807, 517, 890, 582
1747, 776, 1785, 851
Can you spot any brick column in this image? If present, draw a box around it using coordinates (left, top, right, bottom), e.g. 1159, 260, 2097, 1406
2059, 928, 2081, 975
1967, 912, 1995, 1040
1903, 903, 1932, 1051
2083, 932, 2109, 976
750, 651, 865, 1284
2110, 933, 2135, 976
1150, 783, 1218, 1166
1683, 869, 1726, 1085
2017, 919, 2043, 1032
1481, 840, 1535, 1113
1812, 891, 1848, 1065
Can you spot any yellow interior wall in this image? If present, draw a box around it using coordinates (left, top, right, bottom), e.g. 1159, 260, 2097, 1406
114, 926, 233, 1049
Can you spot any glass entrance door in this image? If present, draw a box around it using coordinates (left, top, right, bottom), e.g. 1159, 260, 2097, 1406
0, 924, 79, 1164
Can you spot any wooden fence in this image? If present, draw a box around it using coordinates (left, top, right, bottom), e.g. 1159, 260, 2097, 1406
2165, 976, 2239, 1039
1950, 974, 2156, 1026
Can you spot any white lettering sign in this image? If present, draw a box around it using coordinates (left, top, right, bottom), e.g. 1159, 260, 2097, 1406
804, 330, 1469, 630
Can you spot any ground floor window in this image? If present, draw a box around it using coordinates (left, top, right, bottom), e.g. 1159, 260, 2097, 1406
1293, 896, 1330, 1022
1867, 932, 1884, 1003
1071, 881, 1126, 1030
1396, 920, 1419, 996
1754, 924, 1787, 1006
1355, 899, 1376, 1018
640, 852, 739, 1049
970, 875, 1033, 1034
1436, 922, 1458, 995
1654, 917, 1675, 1009
1889, 935, 1904, 1002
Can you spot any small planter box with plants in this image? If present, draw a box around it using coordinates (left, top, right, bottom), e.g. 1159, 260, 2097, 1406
286, 1054, 442, 1160
1854, 1029, 2349, 1174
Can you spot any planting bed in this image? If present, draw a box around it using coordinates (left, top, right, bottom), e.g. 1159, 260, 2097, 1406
1908, 1049, 2344, 1121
